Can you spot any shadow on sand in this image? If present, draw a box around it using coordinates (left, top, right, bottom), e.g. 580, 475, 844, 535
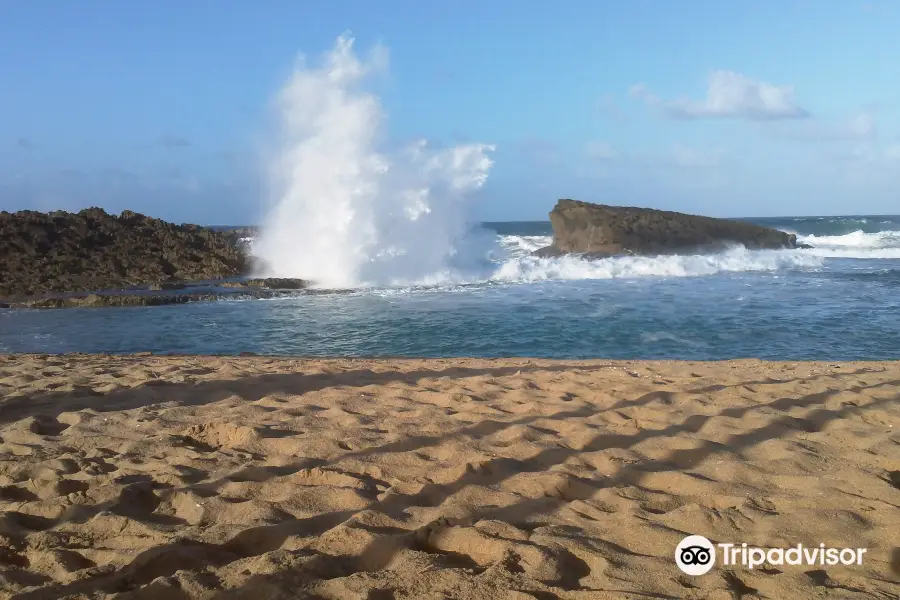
2, 362, 897, 599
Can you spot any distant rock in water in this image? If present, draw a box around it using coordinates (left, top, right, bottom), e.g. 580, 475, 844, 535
0, 207, 252, 300
533, 199, 803, 258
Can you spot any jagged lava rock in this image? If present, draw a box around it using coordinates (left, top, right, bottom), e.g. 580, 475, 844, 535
0, 207, 251, 299
533, 199, 802, 258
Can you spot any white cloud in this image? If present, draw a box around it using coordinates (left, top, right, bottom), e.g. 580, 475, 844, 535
633, 70, 809, 121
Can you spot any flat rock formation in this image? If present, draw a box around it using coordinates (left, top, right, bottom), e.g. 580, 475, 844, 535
219, 277, 309, 290
0, 279, 319, 310
533, 199, 804, 258
0, 208, 252, 300
2, 292, 221, 310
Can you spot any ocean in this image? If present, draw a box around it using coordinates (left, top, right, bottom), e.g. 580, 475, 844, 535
1, 215, 898, 360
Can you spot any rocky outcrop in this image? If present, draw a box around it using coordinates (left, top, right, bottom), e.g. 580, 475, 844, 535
533, 199, 802, 258
0, 208, 252, 300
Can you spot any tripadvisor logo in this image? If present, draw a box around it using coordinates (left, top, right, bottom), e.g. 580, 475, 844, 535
675, 535, 868, 576
676, 536, 716, 575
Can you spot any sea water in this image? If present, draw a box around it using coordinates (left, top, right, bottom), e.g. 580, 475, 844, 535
2, 216, 899, 360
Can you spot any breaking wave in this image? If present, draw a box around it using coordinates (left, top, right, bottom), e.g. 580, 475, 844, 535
795, 230, 900, 259
491, 239, 822, 282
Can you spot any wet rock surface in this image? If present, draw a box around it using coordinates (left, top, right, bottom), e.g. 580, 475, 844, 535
534, 199, 803, 258
219, 278, 309, 290
0, 208, 252, 300
1, 281, 319, 310
10, 293, 221, 309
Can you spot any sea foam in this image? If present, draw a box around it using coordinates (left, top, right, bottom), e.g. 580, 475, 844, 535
796, 230, 900, 259
252, 34, 496, 288
491, 241, 823, 282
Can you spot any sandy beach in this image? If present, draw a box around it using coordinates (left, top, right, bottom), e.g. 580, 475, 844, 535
0, 354, 897, 599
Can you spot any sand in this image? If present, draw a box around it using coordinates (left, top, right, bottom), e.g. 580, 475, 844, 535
0, 354, 898, 599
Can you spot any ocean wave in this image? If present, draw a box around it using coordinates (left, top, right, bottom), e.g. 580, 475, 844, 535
380, 237, 824, 287
762, 228, 900, 257
798, 229, 900, 248
497, 234, 552, 258
490, 246, 822, 283
234, 231, 897, 291
795, 229, 900, 258
301, 245, 822, 293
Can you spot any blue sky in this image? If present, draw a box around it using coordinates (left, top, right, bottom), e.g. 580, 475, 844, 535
1, 0, 898, 224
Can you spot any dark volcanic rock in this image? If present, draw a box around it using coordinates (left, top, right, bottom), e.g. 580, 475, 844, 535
147, 281, 189, 291
1, 285, 319, 310
533, 199, 801, 258
225, 226, 258, 239
0, 208, 251, 299
250, 278, 307, 289
12, 293, 220, 309
248, 278, 308, 289
219, 278, 308, 290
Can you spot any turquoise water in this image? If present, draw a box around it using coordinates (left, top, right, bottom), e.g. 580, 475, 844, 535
2, 216, 899, 360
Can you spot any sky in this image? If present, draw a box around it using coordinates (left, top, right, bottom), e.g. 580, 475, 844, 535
1, 0, 898, 224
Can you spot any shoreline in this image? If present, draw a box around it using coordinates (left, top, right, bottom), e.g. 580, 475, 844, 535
3, 353, 899, 365
1, 355, 898, 598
